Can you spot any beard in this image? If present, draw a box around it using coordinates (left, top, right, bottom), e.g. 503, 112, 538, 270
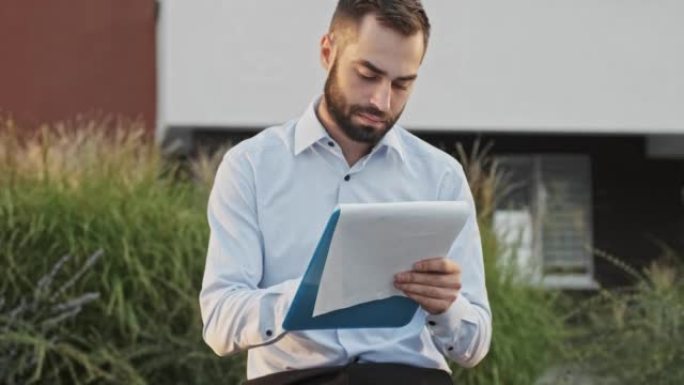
323, 60, 403, 145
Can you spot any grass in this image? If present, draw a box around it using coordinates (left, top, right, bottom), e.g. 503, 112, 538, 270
1, 117, 242, 384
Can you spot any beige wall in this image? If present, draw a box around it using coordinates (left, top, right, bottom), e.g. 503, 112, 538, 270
159, 0, 684, 136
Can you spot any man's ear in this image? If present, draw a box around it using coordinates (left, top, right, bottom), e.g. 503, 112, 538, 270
320, 33, 336, 72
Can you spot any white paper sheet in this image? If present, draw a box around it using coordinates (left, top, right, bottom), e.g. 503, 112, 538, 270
312, 201, 470, 317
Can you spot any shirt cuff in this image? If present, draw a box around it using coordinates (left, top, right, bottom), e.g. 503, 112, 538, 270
425, 293, 477, 340
252, 278, 301, 347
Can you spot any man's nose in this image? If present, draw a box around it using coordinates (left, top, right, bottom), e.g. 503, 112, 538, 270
369, 80, 391, 113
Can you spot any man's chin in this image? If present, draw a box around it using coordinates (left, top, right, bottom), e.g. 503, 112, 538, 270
343, 125, 388, 145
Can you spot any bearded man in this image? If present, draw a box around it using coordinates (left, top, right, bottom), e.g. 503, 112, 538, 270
200, 1, 492, 384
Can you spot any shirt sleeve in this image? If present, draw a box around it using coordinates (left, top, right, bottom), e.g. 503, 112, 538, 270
427, 160, 493, 368
199, 148, 299, 356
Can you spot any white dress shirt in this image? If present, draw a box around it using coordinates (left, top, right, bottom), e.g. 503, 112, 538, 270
200, 98, 492, 380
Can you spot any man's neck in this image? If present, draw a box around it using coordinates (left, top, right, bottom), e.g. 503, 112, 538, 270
316, 98, 372, 167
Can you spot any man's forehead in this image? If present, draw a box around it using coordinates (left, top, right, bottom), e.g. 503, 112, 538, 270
351, 16, 423, 66
335, 15, 424, 56
342, 40, 423, 79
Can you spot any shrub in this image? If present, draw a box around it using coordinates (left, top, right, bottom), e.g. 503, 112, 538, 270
0, 117, 243, 384
449, 140, 567, 385
0, 250, 145, 385
565, 246, 684, 384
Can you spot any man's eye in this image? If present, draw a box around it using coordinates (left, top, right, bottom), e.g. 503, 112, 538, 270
392, 82, 408, 91
359, 73, 378, 81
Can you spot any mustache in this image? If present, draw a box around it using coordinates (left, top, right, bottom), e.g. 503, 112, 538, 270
350, 105, 390, 123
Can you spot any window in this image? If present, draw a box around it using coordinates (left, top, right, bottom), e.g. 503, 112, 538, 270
494, 154, 598, 289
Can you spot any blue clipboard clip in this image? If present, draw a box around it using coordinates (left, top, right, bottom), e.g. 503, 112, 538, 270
282, 208, 419, 331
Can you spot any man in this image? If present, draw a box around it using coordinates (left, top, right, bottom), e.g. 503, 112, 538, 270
200, 1, 492, 384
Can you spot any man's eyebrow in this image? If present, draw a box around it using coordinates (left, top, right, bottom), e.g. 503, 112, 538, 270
356, 60, 418, 82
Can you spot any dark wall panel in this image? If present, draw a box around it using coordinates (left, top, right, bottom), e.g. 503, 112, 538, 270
189, 128, 684, 287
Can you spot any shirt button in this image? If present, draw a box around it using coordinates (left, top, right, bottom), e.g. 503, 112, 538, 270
265, 330, 273, 337
428, 321, 436, 327
328, 141, 335, 147
344, 175, 351, 182
447, 346, 454, 352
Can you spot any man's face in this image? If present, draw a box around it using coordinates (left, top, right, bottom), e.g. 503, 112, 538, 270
323, 14, 424, 144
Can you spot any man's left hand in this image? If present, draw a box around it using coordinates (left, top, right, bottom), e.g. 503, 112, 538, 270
393, 257, 462, 315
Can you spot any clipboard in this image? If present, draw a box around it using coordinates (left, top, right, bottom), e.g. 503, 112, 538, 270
282, 201, 470, 331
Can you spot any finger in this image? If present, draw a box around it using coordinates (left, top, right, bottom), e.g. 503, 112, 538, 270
403, 292, 451, 315
413, 258, 460, 274
395, 282, 458, 302
394, 271, 461, 289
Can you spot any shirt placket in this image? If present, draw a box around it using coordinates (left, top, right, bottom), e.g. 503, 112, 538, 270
331, 145, 387, 362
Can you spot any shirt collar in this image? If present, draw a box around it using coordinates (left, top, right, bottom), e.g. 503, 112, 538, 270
294, 98, 329, 156
293, 96, 406, 163
376, 125, 405, 162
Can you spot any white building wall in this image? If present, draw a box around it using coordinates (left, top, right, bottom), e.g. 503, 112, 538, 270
158, 0, 684, 138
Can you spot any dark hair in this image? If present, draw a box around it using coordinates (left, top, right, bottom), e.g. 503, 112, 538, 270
330, 0, 431, 52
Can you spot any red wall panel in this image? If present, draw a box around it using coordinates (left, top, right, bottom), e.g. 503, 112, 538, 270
0, 0, 156, 132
